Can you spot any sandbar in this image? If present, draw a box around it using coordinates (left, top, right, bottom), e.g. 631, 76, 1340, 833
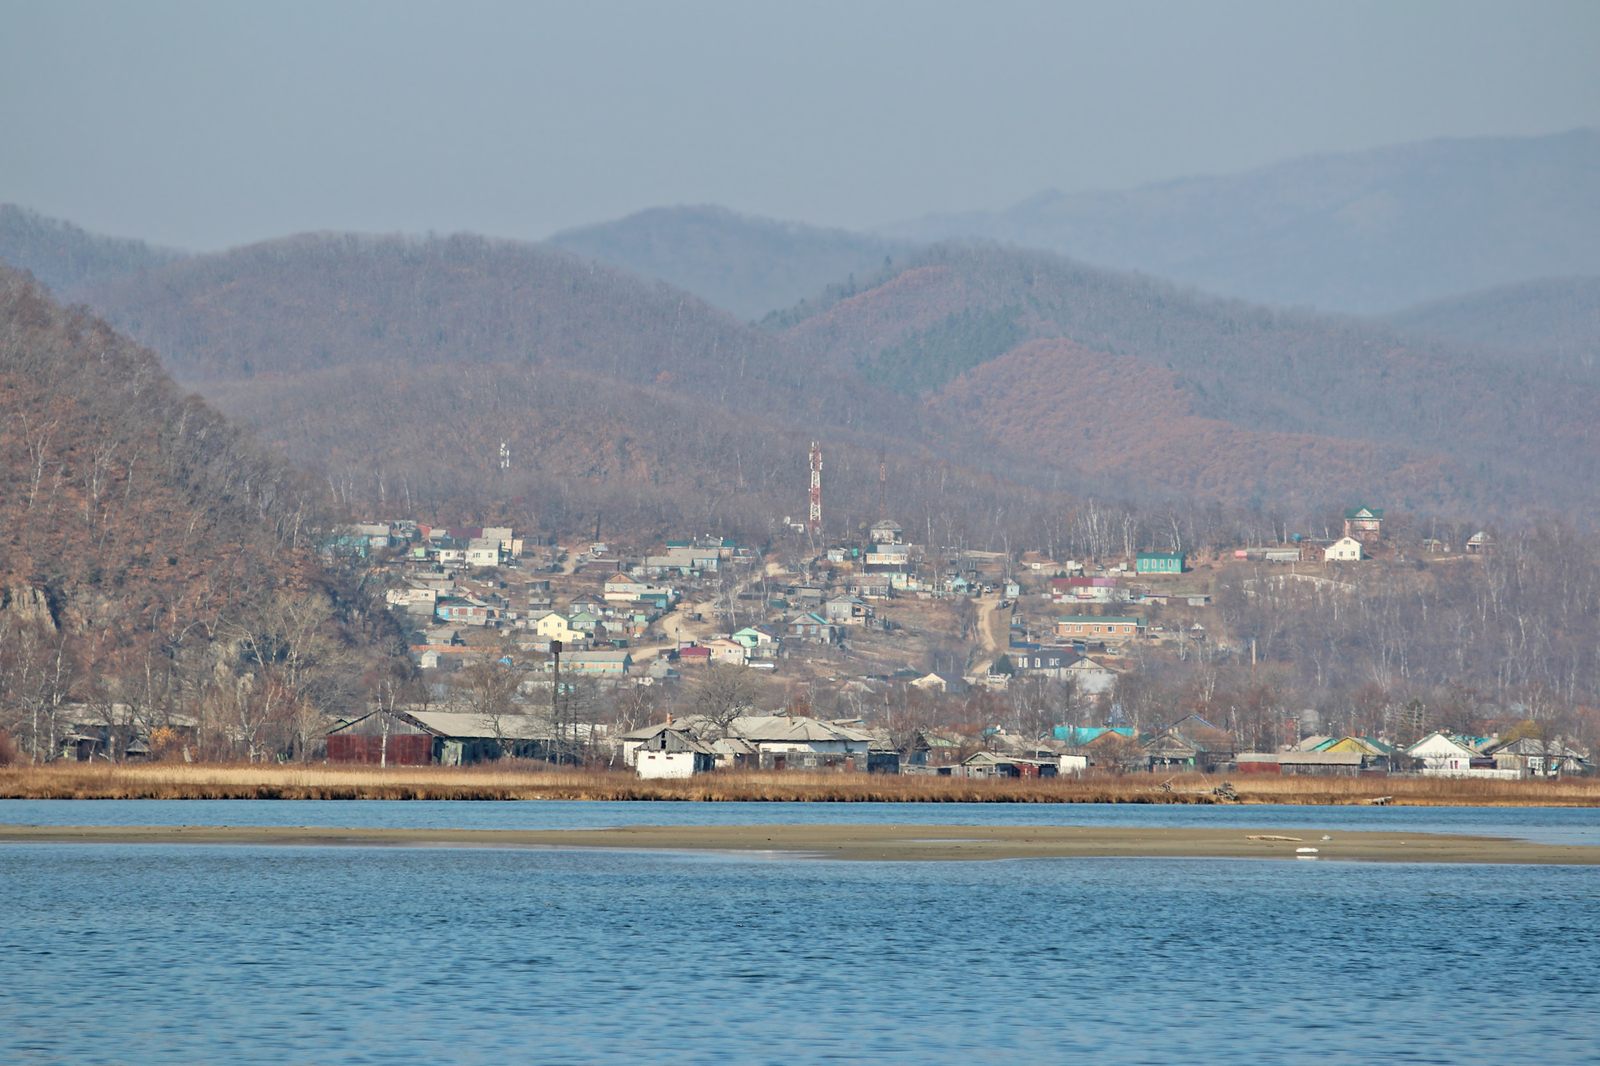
1, 823, 1597, 864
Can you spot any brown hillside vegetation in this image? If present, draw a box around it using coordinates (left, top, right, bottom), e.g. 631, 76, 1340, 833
935, 338, 1450, 509
0, 266, 405, 763
74, 231, 1090, 534
780, 245, 1600, 517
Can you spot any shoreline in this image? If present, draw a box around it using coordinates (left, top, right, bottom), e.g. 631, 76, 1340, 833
4, 823, 1597, 864
4, 764, 1598, 807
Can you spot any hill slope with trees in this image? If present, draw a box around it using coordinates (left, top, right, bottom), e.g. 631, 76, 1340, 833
77, 232, 1064, 539
777, 244, 1600, 518
0, 204, 187, 300
0, 264, 405, 762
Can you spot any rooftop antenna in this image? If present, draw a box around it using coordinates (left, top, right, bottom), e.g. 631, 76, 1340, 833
808, 441, 822, 536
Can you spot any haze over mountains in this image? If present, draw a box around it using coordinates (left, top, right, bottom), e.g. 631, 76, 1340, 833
548, 206, 912, 322
878, 129, 1600, 315
2, 130, 1598, 537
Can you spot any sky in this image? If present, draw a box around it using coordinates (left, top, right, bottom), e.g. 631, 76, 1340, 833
2, 0, 1597, 251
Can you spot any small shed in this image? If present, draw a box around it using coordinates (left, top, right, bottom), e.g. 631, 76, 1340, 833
632, 727, 716, 778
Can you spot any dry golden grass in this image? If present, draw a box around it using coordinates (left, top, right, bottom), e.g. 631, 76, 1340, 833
0, 762, 1596, 805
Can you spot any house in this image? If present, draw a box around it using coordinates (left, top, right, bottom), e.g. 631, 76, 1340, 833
1324, 537, 1364, 562
955, 751, 1059, 779
1053, 726, 1135, 747
531, 612, 584, 644
645, 545, 718, 575
628, 725, 716, 778
847, 573, 893, 599
1277, 751, 1374, 776
604, 575, 676, 606
1277, 736, 1395, 775
1135, 552, 1184, 574
1063, 657, 1117, 695
1054, 615, 1145, 642
1142, 714, 1236, 773
1320, 735, 1397, 758
1465, 531, 1492, 555
731, 625, 780, 660
568, 597, 608, 618
548, 650, 633, 675
869, 519, 903, 545
676, 645, 712, 667
1235, 752, 1282, 774
327, 709, 560, 766
729, 715, 874, 771
1050, 576, 1124, 603
862, 543, 910, 569
1407, 731, 1485, 775
705, 637, 749, 665
823, 596, 872, 626
789, 612, 841, 643
1482, 736, 1588, 777
1344, 506, 1384, 542
386, 585, 439, 608
707, 735, 761, 771
434, 600, 499, 626
465, 537, 503, 568
910, 671, 969, 695
1010, 648, 1076, 680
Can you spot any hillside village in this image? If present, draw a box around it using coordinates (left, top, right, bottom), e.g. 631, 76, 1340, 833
307, 505, 1587, 781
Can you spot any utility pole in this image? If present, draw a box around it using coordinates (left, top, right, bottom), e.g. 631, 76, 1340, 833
550, 639, 562, 765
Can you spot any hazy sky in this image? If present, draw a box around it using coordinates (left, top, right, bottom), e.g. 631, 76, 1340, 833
3, 0, 1597, 251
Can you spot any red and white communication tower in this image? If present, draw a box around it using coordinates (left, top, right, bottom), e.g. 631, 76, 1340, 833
807, 441, 822, 535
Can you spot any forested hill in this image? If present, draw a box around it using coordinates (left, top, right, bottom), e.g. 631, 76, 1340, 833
0, 204, 187, 299
777, 244, 1600, 518
878, 129, 1600, 314
0, 264, 404, 759
77, 231, 1056, 538
1384, 276, 1600, 369
547, 205, 913, 321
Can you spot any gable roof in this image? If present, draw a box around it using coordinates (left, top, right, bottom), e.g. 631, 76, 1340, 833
1406, 731, 1479, 758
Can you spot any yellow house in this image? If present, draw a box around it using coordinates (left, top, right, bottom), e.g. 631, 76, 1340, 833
531, 612, 582, 644
1322, 736, 1392, 756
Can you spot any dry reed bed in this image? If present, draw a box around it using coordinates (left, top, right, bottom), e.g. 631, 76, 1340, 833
1, 764, 1596, 805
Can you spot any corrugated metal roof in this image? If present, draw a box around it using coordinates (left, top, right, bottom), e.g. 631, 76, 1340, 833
731, 716, 862, 743
1278, 751, 1366, 765
403, 711, 557, 740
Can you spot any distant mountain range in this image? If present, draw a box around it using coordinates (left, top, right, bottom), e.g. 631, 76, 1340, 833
1384, 276, 1600, 368
14, 222, 1587, 528
547, 205, 912, 322
4, 123, 1600, 533
878, 129, 1600, 315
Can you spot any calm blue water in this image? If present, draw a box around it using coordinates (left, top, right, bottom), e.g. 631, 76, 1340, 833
4, 797, 1599, 845
2, 843, 1596, 1065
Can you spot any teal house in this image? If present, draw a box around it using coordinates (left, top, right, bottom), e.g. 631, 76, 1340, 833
1135, 552, 1184, 574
